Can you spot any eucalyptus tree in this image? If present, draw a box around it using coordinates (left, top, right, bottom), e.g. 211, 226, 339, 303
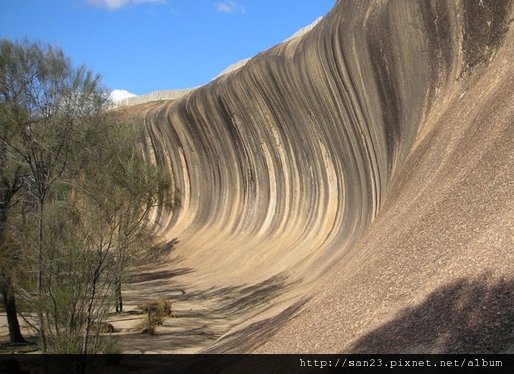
1, 38, 171, 353
0, 38, 105, 350
77, 119, 171, 314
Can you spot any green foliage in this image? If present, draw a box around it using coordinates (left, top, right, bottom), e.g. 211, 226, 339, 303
0, 39, 171, 353
74, 116, 171, 314
47, 333, 119, 355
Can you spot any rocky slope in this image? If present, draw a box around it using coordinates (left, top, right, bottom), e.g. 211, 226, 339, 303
120, 0, 513, 353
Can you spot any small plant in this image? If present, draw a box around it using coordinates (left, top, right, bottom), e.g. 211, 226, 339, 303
138, 298, 175, 335
90, 322, 116, 334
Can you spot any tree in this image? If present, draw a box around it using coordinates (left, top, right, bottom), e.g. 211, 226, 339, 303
22, 198, 118, 354
1, 39, 171, 353
0, 104, 26, 343
0, 39, 105, 350
76, 119, 170, 314
28, 115, 170, 353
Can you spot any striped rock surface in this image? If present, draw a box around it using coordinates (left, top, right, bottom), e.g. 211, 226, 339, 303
120, 0, 514, 353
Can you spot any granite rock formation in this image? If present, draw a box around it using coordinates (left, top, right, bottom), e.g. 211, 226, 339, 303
121, 0, 513, 353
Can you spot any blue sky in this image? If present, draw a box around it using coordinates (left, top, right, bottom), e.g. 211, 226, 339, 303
0, 0, 335, 95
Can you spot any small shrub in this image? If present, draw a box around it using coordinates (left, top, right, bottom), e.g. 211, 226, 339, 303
90, 322, 116, 334
138, 298, 175, 335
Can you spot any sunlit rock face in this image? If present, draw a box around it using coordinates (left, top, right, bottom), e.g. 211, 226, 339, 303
124, 0, 513, 353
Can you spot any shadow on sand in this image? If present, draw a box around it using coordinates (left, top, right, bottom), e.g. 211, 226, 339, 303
120, 269, 300, 352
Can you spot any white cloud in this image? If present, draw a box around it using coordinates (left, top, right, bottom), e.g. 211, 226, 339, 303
87, 0, 165, 10
215, 1, 246, 15
109, 89, 137, 102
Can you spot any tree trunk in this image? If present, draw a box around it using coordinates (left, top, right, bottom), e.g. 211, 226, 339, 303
115, 282, 123, 313
0, 279, 26, 343
0, 201, 25, 344
36, 198, 47, 352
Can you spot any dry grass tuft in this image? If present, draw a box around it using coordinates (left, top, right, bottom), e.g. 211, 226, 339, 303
138, 298, 175, 335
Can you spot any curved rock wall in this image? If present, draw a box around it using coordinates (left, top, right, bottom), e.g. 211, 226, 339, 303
123, 0, 513, 352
